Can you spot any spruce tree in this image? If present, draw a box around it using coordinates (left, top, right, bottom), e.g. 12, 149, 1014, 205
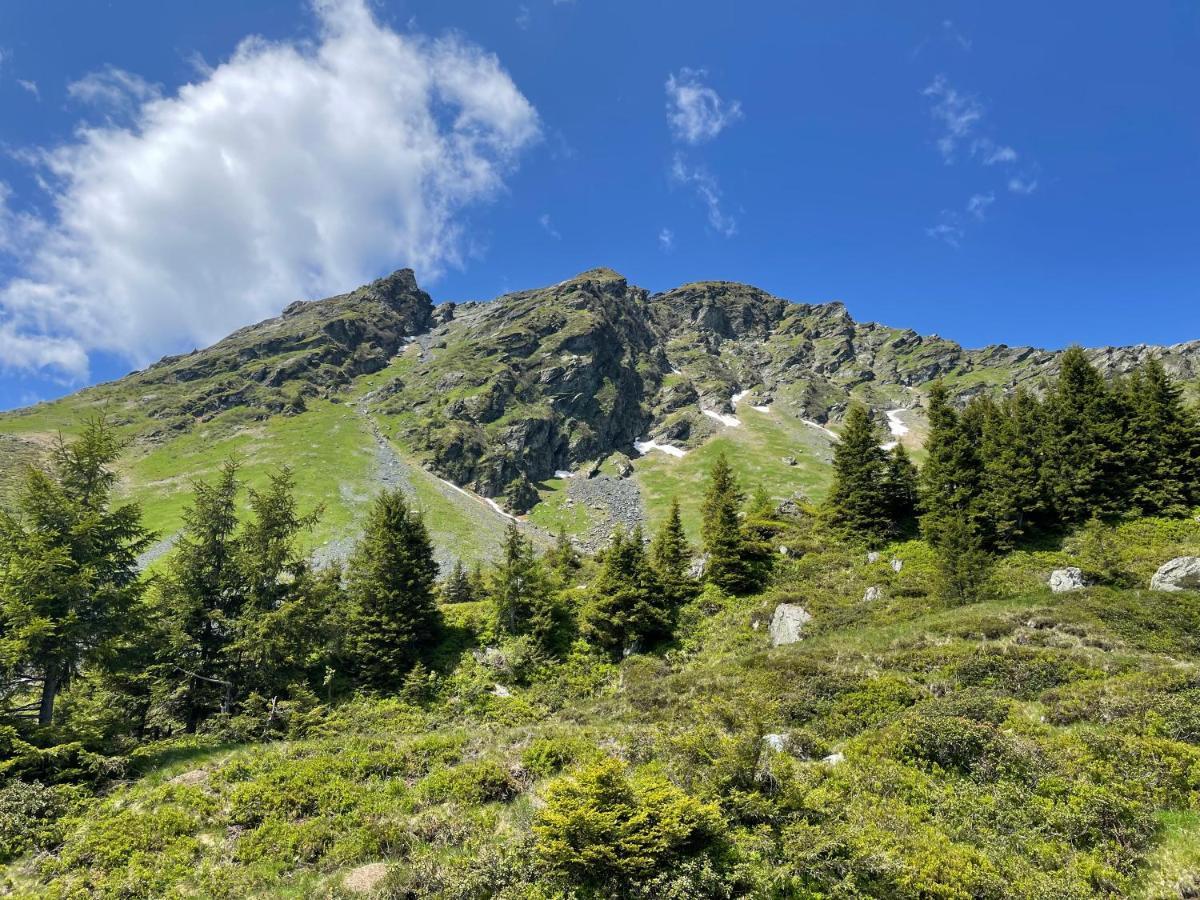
442, 560, 475, 604
345, 489, 441, 688
1124, 358, 1200, 515
920, 383, 985, 547
701, 453, 751, 594
651, 497, 696, 606
493, 523, 558, 648
585, 527, 670, 656
978, 392, 1047, 547
0, 418, 153, 726
827, 404, 893, 543
933, 514, 993, 606
1041, 347, 1126, 524
882, 442, 920, 530
545, 528, 581, 577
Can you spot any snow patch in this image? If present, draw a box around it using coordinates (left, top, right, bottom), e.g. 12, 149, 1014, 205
634, 439, 687, 458
732, 389, 751, 404
435, 476, 519, 522
885, 409, 910, 437
554, 469, 575, 479
702, 408, 742, 427
752, 405, 771, 413
801, 418, 838, 440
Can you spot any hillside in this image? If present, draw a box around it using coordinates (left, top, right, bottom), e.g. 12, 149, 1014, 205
2, 267, 1197, 563
5, 515, 1200, 898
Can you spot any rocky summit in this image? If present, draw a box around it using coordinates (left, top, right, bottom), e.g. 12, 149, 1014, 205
2, 267, 1198, 562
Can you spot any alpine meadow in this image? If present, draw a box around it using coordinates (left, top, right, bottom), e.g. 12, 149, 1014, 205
2, 1, 1200, 898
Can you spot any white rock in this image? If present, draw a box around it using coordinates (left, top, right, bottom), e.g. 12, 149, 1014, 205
863, 586, 883, 603
822, 752, 845, 766
867, 551, 881, 564
1150, 556, 1200, 592
491, 684, 511, 697
769, 603, 813, 646
1048, 567, 1087, 593
890, 559, 903, 573
763, 733, 788, 752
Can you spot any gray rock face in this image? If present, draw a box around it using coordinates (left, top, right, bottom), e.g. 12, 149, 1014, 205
1150, 556, 1200, 592
1048, 567, 1087, 593
769, 603, 812, 646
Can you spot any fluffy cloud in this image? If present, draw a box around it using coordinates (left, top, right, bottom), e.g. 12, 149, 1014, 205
670, 154, 736, 236
0, 0, 539, 378
967, 192, 994, 220
922, 75, 983, 163
665, 68, 741, 145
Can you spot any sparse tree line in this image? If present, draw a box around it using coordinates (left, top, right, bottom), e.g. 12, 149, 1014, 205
828, 349, 1200, 598
0, 419, 776, 749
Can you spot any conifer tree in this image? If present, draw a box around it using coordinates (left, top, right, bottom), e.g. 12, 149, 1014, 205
933, 514, 993, 606
651, 498, 696, 606
882, 443, 920, 530
493, 523, 558, 648
826, 404, 893, 543
978, 392, 1047, 547
1041, 347, 1127, 524
1124, 358, 1200, 515
0, 418, 153, 726
442, 560, 475, 604
345, 489, 441, 688
919, 383, 985, 547
545, 528, 581, 576
585, 527, 670, 656
701, 453, 751, 594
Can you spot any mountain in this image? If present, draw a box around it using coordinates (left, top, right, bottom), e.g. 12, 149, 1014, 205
2, 267, 1197, 562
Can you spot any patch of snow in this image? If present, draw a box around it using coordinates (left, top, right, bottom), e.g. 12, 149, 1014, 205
483, 496, 516, 520
670, 367, 683, 375
801, 419, 838, 440
752, 405, 771, 413
435, 476, 519, 522
885, 409, 910, 437
554, 469, 575, 479
732, 389, 751, 404
702, 408, 742, 427
881, 441, 898, 451
634, 438, 687, 458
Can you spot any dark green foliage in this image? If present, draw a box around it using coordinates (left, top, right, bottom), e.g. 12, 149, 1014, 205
883, 442, 920, 531
976, 391, 1048, 547
932, 514, 993, 605
441, 559, 476, 604
544, 528, 581, 577
0, 418, 153, 726
345, 489, 441, 689
701, 453, 755, 594
827, 403, 894, 543
493, 523, 560, 650
1123, 358, 1200, 515
584, 527, 671, 657
919, 383, 985, 547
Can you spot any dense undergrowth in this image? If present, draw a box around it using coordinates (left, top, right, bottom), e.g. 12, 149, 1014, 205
3, 513, 1200, 899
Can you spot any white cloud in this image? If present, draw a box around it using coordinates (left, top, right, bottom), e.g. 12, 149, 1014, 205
658, 227, 674, 251
0, 0, 540, 379
972, 138, 1017, 165
516, 5, 531, 29
670, 154, 736, 236
1008, 175, 1038, 194
941, 20, 973, 52
665, 68, 742, 145
923, 76, 983, 163
926, 212, 964, 248
967, 192, 994, 220
538, 212, 561, 239
17, 79, 40, 100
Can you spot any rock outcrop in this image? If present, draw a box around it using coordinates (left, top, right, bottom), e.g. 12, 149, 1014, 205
769, 603, 812, 646
1049, 567, 1088, 593
1150, 557, 1200, 592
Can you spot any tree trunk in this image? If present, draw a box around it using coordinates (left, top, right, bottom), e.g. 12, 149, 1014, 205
38, 668, 60, 727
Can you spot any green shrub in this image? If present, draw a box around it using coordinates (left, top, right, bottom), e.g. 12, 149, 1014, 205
533, 757, 725, 891
0, 780, 86, 862
421, 759, 521, 804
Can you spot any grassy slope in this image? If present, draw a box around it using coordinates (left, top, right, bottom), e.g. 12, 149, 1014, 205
8, 517, 1200, 897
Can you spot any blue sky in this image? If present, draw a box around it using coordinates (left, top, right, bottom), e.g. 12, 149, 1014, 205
0, 0, 1197, 409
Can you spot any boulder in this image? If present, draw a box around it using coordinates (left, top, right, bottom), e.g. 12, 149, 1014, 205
688, 553, 709, 579
867, 551, 881, 564
823, 752, 845, 766
863, 586, 883, 603
769, 603, 812, 646
890, 558, 903, 573
1150, 556, 1200, 592
763, 733, 788, 752
1048, 567, 1087, 593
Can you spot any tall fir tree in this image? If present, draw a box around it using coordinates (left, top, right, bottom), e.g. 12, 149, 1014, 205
442, 560, 475, 604
345, 489, 441, 689
933, 514, 994, 606
651, 497, 697, 606
493, 523, 558, 649
1123, 358, 1200, 515
701, 453, 751, 594
0, 418, 153, 726
919, 383, 985, 547
1041, 347, 1127, 524
545, 528, 581, 577
977, 392, 1048, 548
585, 527, 670, 657
826, 404, 893, 542
882, 442, 920, 530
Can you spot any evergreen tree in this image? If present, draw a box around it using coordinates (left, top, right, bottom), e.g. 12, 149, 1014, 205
978, 392, 1048, 547
919, 383, 985, 547
651, 498, 697, 607
493, 523, 558, 648
826, 404, 893, 543
545, 528, 581, 577
585, 527, 670, 657
1041, 347, 1127, 524
0, 418, 153, 726
882, 443, 920, 532
442, 560, 475, 604
1124, 358, 1200, 515
345, 489, 441, 688
700, 454, 751, 594
933, 514, 993, 606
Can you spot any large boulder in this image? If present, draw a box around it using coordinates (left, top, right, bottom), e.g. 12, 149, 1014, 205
769, 603, 812, 646
1048, 567, 1087, 593
1150, 557, 1200, 592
